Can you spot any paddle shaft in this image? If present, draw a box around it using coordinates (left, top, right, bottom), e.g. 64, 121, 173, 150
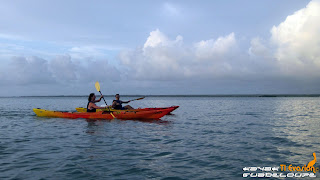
94, 81, 115, 118
98, 91, 115, 118
98, 91, 108, 105
128, 97, 145, 102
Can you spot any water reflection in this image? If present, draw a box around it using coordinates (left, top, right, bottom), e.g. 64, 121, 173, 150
85, 119, 170, 135
272, 98, 320, 165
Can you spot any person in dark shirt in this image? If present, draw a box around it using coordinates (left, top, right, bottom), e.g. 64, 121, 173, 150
87, 93, 110, 112
112, 94, 134, 110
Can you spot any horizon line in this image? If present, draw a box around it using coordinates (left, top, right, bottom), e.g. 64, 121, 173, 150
1, 94, 320, 98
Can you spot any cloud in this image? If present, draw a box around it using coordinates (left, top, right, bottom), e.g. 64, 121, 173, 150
194, 33, 236, 59
0, 55, 120, 85
270, 0, 320, 77
77, 59, 121, 83
49, 55, 78, 81
5, 56, 54, 85
0, 33, 28, 41
69, 46, 103, 59
143, 29, 182, 49
2, 0, 320, 95
248, 37, 271, 58
119, 29, 245, 80
163, 2, 181, 17
245, 0, 320, 81
0, 43, 25, 57
68, 45, 122, 59
119, 29, 187, 80
5, 0, 318, 92
120, 0, 320, 83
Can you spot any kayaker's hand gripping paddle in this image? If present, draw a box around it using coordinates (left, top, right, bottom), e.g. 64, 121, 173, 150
95, 81, 115, 119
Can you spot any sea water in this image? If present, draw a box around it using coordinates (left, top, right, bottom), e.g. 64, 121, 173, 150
1, 96, 320, 179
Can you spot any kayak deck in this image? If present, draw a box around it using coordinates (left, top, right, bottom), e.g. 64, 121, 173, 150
75, 106, 179, 113
33, 107, 174, 120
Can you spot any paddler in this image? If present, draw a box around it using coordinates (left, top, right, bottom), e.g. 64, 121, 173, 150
112, 94, 134, 110
87, 93, 111, 112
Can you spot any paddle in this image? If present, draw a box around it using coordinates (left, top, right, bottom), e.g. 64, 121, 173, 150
99, 97, 144, 105
95, 81, 115, 119
128, 97, 145, 102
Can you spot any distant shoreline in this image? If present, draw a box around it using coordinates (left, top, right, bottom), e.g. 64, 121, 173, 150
1, 94, 320, 98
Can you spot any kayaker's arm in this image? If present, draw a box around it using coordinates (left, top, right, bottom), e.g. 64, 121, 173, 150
122, 100, 131, 104
93, 95, 103, 103
97, 105, 111, 109
89, 102, 110, 109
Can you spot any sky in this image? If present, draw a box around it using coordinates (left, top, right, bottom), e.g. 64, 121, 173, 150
0, 0, 319, 96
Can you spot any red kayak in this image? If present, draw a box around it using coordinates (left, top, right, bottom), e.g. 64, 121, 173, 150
33, 107, 175, 120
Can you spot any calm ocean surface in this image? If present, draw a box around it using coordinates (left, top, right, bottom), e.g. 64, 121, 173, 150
1, 96, 320, 179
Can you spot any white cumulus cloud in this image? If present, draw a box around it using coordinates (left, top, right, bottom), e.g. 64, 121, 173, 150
118, 29, 243, 80
194, 33, 236, 59
270, 0, 320, 77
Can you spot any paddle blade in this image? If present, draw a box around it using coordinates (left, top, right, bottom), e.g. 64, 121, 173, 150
130, 97, 145, 101
95, 81, 100, 92
136, 97, 145, 100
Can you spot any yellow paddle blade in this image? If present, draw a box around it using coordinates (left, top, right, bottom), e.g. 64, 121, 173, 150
95, 81, 100, 92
